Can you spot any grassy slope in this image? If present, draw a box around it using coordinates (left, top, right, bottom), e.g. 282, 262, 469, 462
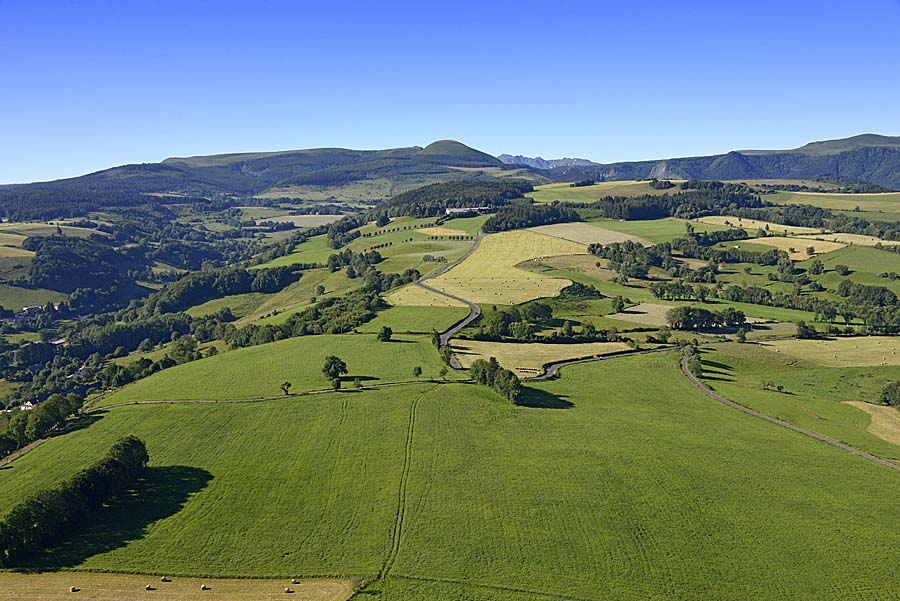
6, 355, 900, 598
0, 284, 66, 309
356, 306, 469, 334
699, 342, 900, 460
98, 334, 459, 405
587, 217, 727, 244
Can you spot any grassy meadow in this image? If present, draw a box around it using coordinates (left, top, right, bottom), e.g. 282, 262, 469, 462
7, 355, 900, 599
97, 334, 459, 405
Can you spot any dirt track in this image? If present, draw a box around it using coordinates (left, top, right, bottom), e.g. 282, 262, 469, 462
680, 354, 900, 472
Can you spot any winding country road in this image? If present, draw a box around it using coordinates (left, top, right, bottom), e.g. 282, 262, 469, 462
680, 354, 900, 472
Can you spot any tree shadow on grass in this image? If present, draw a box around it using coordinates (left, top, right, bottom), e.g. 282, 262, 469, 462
701, 360, 733, 371
517, 387, 574, 409
22, 465, 212, 570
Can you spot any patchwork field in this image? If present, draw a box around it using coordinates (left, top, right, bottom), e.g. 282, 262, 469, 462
844, 401, 900, 447
385, 283, 468, 308
529, 222, 650, 246
0, 573, 354, 601
97, 334, 459, 405
757, 336, 900, 367
451, 339, 633, 377
8, 355, 900, 597
694, 215, 823, 235
0, 283, 66, 309
585, 217, 727, 244
741, 236, 845, 259
423, 230, 586, 305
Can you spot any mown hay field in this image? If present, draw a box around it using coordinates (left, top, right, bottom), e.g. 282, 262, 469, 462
769, 190, 900, 212
795, 232, 900, 246
0, 572, 354, 601
694, 215, 823, 235
5, 356, 900, 598
97, 334, 459, 405
529, 222, 650, 246
758, 336, 900, 367
741, 236, 845, 259
385, 283, 468, 308
424, 230, 586, 305
451, 339, 633, 376
608, 302, 674, 326
416, 226, 469, 237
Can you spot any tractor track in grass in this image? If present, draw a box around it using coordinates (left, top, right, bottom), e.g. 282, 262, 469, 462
380, 385, 435, 577
680, 354, 900, 472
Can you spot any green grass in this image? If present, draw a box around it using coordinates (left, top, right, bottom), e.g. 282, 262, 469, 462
184, 292, 269, 319
586, 217, 727, 244
438, 214, 489, 235
356, 306, 469, 334
256, 234, 335, 268
97, 334, 461, 405
769, 190, 900, 213
527, 180, 685, 203
0, 284, 66, 310
8, 354, 900, 597
699, 342, 900, 459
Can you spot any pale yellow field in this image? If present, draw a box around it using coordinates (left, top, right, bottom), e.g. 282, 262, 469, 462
385, 283, 467, 307
608, 303, 674, 327
694, 216, 823, 236
0, 232, 27, 247
417, 226, 469, 237
742, 236, 845, 259
452, 339, 633, 377
0, 245, 33, 258
758, 337, 900, 367
0, 573, 354, 601
795, 232, 900, 247
424, 230, 586, 305
844, 401, 900, 447
528, 222, 651, 246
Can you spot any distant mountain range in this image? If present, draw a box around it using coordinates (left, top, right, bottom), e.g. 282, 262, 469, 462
497, 155, 598, 170
2, 134, 899, 219
502, 134, 900, 189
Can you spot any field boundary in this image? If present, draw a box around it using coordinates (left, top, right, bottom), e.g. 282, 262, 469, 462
682, 355, 900, 471
391, 574, 601, 601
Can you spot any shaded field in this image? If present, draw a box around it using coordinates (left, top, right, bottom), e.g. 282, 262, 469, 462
0, 572, 354, 601
451, 339, 632, 377
97, 334, 459, 405
0, 283, 66, 309
423, 230, 585, 305
758, 336, 900, 367
529, 222, 650, 246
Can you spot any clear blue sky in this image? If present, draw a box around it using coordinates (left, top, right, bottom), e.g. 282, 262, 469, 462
1, 0, 898, 183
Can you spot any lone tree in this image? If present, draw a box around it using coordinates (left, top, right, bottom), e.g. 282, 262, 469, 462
413, 366, 423, 380
438, 366, 448, 380
881, 381, 900, 407
315, 285, 326, 296
322, 355, 348, 381
377, 326, 393, 342
612, 296, 626, 313
280, 381, 292, 396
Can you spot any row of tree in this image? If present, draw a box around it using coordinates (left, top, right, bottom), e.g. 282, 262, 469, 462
0, 436, 148, 566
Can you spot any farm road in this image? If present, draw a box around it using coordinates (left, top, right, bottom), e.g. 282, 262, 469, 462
680, 354, 900, 472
